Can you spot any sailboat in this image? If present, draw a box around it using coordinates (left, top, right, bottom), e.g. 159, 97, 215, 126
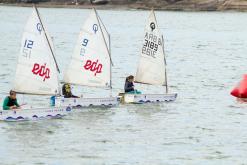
57, 8, 119, 107
0, 6, 72, 121
120, 10, 177, 104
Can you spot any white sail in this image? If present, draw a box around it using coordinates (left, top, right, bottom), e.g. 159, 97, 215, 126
135, 10, 166, 86
13, 7, 59, 95
64, 9, 111, 88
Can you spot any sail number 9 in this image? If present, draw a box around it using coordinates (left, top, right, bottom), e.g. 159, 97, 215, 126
80, 38, 89, 56
22, 39, 34, 58
82, 39, 89, 46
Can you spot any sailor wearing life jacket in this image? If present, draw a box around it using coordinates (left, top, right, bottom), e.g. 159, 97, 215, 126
62, 83, 79, 98
3, 90, 20, 110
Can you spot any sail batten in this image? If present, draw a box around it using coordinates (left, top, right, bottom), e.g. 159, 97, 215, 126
64, 9, 111, 88
13, 7, 59, 95
135, 10, 167, 86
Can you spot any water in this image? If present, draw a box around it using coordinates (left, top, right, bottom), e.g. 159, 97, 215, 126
1, 5, 247, 164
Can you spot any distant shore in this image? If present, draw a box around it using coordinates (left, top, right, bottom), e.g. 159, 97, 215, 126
1, 0, 247, 11
0, 3, 130, 10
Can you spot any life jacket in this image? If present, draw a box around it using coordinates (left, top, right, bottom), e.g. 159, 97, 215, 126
7, 97, 17, 107
231, 74, 247, 98
124, 81, 134, 93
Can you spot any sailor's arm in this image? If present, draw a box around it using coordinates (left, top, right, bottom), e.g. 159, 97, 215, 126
14, 99, 20, 108
2, 97, 10, 110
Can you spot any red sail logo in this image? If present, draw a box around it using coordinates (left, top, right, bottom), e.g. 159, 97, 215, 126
84, 59, 102, 76
32, 63, 50, 81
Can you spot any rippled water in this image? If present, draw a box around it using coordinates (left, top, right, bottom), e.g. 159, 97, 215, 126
1, 5, 247, 164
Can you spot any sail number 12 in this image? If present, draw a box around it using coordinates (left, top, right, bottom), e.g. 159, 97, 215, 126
22, 39, 34, 58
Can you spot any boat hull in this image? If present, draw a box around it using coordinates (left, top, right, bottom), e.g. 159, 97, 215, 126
0, 106, 72, 121
119, 93, 177, 104
56, 97, 119, 108
91, 0, 109, 5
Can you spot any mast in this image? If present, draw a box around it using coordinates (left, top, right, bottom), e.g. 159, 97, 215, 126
162, 35, 168, 94
34, 5, 60, 73
96, 9, 113, 93
109, 34, 112, 96
94, 8, 113, 94
94, 8, 114, 66
154, 10, 168, 93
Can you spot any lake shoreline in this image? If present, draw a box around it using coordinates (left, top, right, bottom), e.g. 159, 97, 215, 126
1, 1, 247, 12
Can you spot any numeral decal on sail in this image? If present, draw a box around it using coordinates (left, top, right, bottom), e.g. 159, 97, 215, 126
82, 39, 89, 47
84, 59, 102, 76
144, 39, 158, 51
142, 32, 162, 58
32, 63, 50, 81
24, 40, 34, 49
80, 39, 89, 56
80, 48, 85, 56
22, 39, 34, 58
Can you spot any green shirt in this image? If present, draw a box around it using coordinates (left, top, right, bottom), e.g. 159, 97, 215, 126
2, 97, 20, 110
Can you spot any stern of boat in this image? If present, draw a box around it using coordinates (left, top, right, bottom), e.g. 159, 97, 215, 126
119, 93, 177, 104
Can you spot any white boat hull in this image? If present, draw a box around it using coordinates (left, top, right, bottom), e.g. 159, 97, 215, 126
91, 0, 109, 5
0, 106, 72, 121
56, 97, 119, 108
120, 93, 177, 104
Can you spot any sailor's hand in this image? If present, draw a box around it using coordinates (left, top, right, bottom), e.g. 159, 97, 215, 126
10, 105, 21, 109
10, 106, 17, 109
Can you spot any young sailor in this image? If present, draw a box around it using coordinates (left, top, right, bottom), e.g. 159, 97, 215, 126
3, 90, 20, 110
62, 83, 79, 98
125, 75, 135, 93
124, 75, 142, 94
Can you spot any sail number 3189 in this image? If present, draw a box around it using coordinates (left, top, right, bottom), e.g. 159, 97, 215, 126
142, 40, 158, 58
